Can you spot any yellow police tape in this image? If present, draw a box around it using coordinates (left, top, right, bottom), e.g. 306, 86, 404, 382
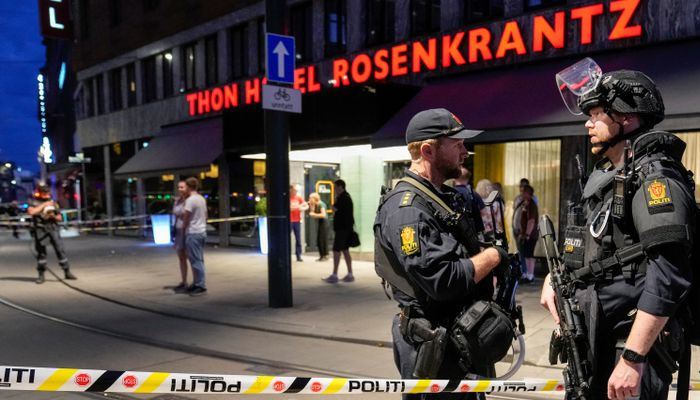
0, 366, 697, 394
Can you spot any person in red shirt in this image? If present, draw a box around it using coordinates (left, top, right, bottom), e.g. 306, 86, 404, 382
289, 185, 308, 262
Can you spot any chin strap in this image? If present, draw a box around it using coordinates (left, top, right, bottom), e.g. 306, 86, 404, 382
596, 117, 646, 155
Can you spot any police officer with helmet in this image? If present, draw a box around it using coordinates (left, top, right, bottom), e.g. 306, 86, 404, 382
27, 184, 77, 284
541, 59, 695, 399
374, 109, 513, 399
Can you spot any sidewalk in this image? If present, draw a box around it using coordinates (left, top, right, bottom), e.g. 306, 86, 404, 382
5, 233, 699, 387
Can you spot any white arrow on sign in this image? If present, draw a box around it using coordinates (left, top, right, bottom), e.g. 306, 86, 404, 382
273, 41, 289, 78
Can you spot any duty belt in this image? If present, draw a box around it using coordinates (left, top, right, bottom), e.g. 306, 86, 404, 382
571, 242, 647, 282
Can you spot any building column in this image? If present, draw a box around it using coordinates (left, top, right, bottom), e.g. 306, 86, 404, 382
102, 71, 111, 112
395, 0, 411, 41
217, 28, 230, 83
134, 142, 147, 237
311, 0, 325, 62
103, 145, 114, 236
441, 0, 463, 31
134, 60, 144, 105
195, 39, 206, 88
172, 45, 183, 94
155, 54, 164, 100
120, 67, 128, 108
346, 0, 364, 53
218, 155, 231, 247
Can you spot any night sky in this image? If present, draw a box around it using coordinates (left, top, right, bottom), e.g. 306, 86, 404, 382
0, 1, 44, 172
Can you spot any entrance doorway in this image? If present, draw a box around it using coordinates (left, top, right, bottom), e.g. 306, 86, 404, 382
304, 164, 338, 252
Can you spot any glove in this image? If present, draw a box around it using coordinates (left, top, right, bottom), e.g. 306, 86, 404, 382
493, 245, 511, 276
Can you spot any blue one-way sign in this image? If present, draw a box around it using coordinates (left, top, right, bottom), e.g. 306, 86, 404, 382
266, 33, 295, 84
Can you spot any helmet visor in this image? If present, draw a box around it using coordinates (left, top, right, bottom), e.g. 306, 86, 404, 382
555, 58, 602, 115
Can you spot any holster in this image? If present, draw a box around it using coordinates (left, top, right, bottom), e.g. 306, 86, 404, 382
399, 306, 448, 379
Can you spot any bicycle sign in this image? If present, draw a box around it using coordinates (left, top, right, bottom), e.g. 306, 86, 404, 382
262, 84, 302, 114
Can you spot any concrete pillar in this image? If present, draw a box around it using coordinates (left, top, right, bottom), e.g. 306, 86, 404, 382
172, 45, 183, 94
217, 29, 230, 83
102, 71, 111, 112
134, 60, 144, 105
103, 145, 114, 236
195, 39, 206, 88
395, 0, 410, 41
155, 54, 164, 100
441, 0, 463, 31
120, 67, 128, 108
310, 0, 324, 62
217, 155, 231, 247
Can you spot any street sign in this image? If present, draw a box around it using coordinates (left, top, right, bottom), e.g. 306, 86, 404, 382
265, 33, 295, 84
262, 85, 302, 114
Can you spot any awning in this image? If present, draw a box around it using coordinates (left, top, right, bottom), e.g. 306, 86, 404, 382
115, 117, 222, 177
372, 40, 700, 147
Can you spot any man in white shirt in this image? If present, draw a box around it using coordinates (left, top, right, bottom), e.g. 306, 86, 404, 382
182, 177, 208, 296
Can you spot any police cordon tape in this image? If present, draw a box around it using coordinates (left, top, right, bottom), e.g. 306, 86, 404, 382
0, 215, 258, 232
0, 366, 697, 395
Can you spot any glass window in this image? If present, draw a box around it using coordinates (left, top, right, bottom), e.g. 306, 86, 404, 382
205, 35, 218, 87
257, 18, 266, 73
290, 2, 313, 62
230, 24, 249, 79
410, 0, 440, 37
162, 50, 174, 97
110, 0, 121, 26
524, 0, 565, 10
95, 75, 104, 115
465, 0, 503, 23
109, 68, 122, 111
182, 42, 197, 92
325, 0, 347, 56
126, 63, 136, 106
142, 56, 157, 103
366, 0, 395, 46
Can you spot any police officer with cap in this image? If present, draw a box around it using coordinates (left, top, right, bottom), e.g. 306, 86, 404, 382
27, 184, 77, 284
541, 60, 695, 399
374, 108, 511, 399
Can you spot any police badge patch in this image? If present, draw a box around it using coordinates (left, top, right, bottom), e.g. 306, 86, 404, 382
644, 178, 674, 214
400, 226, 420, 256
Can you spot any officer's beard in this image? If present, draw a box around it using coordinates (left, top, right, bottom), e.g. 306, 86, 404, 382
435, 158, 461, 181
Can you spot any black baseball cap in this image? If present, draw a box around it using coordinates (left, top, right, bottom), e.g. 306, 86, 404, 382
405, 108, 482, 144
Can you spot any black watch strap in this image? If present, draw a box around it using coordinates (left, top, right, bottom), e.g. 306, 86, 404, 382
622, 348, 647, 363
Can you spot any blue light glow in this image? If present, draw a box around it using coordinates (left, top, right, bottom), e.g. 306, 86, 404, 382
258, 217, 268, 254
151, 215, 172, 245
58, 62, 66, 90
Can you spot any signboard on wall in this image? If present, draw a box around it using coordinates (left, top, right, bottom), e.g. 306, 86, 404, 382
38, 0, 73, 39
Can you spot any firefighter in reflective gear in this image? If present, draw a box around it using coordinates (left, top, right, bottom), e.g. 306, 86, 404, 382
542, 64, 695, 399
374, 109, 510, 399
27, 184, 77, 284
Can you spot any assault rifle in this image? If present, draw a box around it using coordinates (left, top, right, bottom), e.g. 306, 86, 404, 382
539, 215, 591, 400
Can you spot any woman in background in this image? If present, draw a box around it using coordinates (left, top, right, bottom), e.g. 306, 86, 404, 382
172, 180, 190, 292
308, 192, 329, 261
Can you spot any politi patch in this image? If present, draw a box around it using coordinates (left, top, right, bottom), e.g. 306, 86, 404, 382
644, 178, 674, 214
400, 226, 420, 256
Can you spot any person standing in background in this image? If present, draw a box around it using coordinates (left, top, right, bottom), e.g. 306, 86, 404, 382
289, 185, 308, 262
308, 192, 329, 261
516, 185, 538, 283
172, 180, 190, 293
322, 179, 354, 283
182, 177, 208, 296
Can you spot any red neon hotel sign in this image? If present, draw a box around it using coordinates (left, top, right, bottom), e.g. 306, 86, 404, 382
186, 0, 642, 116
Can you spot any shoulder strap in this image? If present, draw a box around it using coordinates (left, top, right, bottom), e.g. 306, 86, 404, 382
397, 176, 456, 215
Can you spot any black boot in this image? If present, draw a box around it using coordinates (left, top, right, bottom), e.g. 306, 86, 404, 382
64, 269, 77, 280
36, 271, 45, 284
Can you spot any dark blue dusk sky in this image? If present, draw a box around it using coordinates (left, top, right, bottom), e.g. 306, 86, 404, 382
0, 1, 44, 172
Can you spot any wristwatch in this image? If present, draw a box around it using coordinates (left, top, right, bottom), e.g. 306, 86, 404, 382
622, 348, 647, 363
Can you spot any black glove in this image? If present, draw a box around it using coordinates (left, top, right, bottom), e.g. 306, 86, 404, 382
493, 245, 511, 276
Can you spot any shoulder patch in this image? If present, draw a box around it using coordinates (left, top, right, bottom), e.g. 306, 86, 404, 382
400, 225, 420, 256
643, 178, 674, 214
399, 191, 416, 208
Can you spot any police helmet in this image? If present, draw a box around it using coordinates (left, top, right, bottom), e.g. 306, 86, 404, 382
578, 70, 665, 127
